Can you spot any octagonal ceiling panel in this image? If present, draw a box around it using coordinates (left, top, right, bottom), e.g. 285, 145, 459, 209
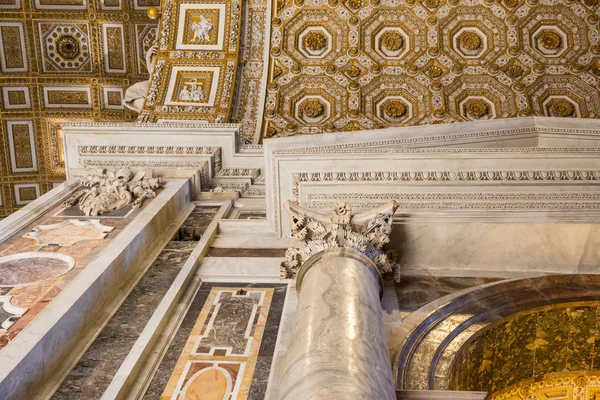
256, 0, 600, 140
139, 0, 600, 144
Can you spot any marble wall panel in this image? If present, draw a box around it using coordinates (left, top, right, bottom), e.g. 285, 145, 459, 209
144, 283, 286, 400
52, 240, 198, 400
394, 223, 598, 275
162, 287, 271, 398
0, 201, 137, 351
175, 206, 220, 240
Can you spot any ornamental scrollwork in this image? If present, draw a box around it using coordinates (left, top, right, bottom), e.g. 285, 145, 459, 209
63, 168, 162, 216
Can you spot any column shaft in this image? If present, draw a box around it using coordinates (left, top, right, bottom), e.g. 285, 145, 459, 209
278, 248, 396, 400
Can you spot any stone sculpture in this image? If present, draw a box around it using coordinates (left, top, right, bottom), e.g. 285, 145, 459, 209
123, 44, 158, 112
63, 168, 162, 216
190, 15, 213, 42
280, 200, 399, 280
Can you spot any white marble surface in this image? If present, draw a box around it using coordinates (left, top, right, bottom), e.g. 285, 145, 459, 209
394, 222, 600, 274
198, 257, 282, 281
0, 179, 191, 400
61, 123, 262, 173
264, 281, 298, 400
263, 116, 600, 236
278, 249, 396, 400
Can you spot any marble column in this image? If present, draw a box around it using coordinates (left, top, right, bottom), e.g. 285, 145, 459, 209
278, 201, 399, 400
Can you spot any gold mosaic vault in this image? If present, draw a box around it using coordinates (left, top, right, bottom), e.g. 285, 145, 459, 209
451, 301, 600, 396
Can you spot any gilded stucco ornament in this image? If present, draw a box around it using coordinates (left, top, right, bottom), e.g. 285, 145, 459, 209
302, 31, 328, 52
190, 15, 213, 42
465, 99, 489, 118
550, 98, 575, 117
423, 0, 440, 8
380, 31, 404, 52
345, 65, 361, 78
538, 30, 562, 50
280, 200, 400, 281
426, 65, 443, 78
300, 99, 326, 119
506, 64, 524, 78
56, 36, 80, 59
383, 99, 407, 118
63, 168, 162, 216
458, 31, 482, 51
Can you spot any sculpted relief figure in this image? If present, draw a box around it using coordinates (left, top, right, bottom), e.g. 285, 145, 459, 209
63, 168, 162, 216
190, 15, 212, 42
179, 78, 205, 101
123, 44, 158, 113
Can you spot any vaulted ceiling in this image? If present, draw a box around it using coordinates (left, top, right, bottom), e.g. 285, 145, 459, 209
4, 0, 600, 215
142, 0, 600, 147
0, 0, 157, 216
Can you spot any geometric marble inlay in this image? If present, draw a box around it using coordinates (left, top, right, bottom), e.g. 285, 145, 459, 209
161, 287, 273, 399
24, 219, 115, 246
0, 295, 27, 332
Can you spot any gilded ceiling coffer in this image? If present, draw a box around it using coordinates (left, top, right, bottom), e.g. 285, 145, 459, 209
278, 201, 399, 400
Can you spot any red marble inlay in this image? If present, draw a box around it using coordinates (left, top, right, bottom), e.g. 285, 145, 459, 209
0, 257, 71, 286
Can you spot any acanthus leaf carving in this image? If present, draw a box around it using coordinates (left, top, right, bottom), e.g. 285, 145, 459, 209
280, 200, 399, 281
63, 168, 162, 216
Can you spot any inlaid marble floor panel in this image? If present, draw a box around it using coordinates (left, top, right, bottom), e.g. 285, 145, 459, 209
143, 283, 287, 400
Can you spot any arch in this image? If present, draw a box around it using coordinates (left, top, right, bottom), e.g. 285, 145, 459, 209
394, 274, 600, 391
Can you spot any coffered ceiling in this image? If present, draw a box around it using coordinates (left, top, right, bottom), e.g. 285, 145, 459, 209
141, 0, 600, 145
4, 0, 600, 215
0, 0, 158, 216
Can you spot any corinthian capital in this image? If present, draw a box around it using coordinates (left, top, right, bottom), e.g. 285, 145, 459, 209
280, 200, 399, 280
